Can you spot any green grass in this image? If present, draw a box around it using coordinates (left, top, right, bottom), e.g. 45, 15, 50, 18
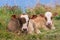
0, 14, 60, 40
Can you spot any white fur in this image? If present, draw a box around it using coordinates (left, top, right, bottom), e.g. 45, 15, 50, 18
20, 15, 29, 22
28, 20, 34, 34
45, 12, 52, 25
45, 11, 55, 30
20, 14, 29, 31
22, 23, 28, 31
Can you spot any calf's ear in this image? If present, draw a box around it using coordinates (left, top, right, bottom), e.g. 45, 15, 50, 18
39, 14, 45, 17
30, 15, 37, 19
11, 14, 17, 19
53, 12, 58, 17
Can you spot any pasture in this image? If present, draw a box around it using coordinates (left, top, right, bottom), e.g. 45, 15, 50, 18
0, 4, 60, 40
0, 12, 60, 40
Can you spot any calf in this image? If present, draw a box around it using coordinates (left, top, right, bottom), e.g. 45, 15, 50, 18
28, 12, 55, 34
7, 14, 30, 34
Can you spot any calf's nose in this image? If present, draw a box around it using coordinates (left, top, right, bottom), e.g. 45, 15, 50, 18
23, 29, 27, 31
48, 23, 51, 25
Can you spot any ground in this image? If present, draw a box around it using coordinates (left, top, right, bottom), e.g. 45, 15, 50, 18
0, 14, 60, 40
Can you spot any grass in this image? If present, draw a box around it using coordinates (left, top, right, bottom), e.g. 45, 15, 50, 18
0, 14, 60, 40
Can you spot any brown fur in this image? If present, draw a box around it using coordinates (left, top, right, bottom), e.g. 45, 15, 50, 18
30, 15, 37, 19
33, 16, 49, 30
28, 14, 49, 34
18, 17, 26, 29
19, 17, 26, 24
7, 15, 21, 35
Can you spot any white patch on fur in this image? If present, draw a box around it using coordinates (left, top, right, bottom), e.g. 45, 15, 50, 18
28, 20, 34, 34
22, 23, 28, 31
20, 14, 29, 31
20, 15, 29, 22
45, 12, 52, 25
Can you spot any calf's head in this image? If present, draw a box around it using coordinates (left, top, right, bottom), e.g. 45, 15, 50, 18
18, 14, 29, 33
45, 12, 53, 29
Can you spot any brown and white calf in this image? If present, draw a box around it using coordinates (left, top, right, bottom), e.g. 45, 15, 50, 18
18, 14, 30, 33
7, 14, 30, 34
28, 12, 55, 34
28, 14, 48, 34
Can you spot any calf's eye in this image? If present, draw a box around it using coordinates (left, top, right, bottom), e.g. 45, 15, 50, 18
45, 17, 47, 21
51, 17, 53, 20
